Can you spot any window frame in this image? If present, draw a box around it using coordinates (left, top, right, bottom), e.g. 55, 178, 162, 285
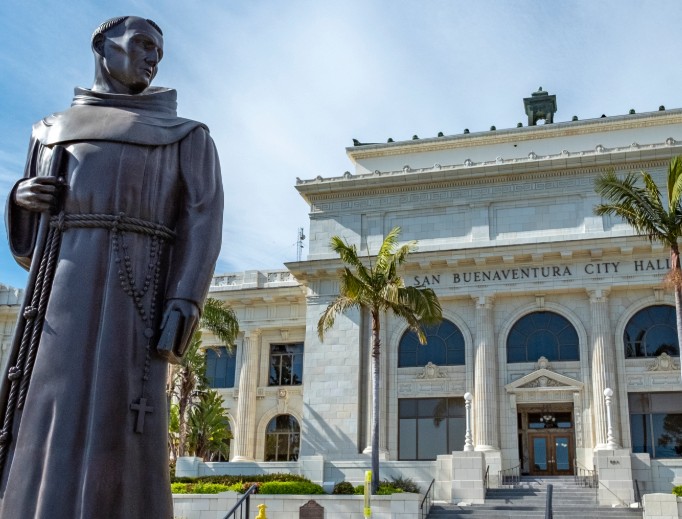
624, 305, 679, 359
506, 311, 579, 363
398, 319, 466, 368
205, 346, 237, 388
264, 414, 300, 461
268, 342, 304, 387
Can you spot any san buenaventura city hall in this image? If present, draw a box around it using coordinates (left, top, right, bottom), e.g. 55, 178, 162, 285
2, 89, 682, 502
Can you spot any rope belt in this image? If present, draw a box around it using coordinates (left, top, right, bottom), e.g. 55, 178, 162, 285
0, 210, 176, 471
49, 213, 176, 242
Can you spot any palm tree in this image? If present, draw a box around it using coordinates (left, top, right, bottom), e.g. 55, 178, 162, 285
188, 390, 232, 460
594, 156, 682, 380
168, 297, 239, 458
317, 227, 442, 493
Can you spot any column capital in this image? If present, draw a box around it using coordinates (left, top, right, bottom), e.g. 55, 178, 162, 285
472, 294, 494, 308
244, 328, 262, 340
587, 288, 610, 303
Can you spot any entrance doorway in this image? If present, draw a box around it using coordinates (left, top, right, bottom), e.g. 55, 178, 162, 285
528, 432, 573, 475
518, 403, 575, 476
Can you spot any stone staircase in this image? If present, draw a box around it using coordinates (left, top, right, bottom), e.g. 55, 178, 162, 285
428, 476, 643, 518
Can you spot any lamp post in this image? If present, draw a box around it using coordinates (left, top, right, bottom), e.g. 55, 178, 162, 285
464, 392, 474, 451
604, 387, 619, 449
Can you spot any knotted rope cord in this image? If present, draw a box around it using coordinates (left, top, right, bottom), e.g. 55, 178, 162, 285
0, 211, 176, 471
50, 213, 176, 242
18, 224, 62, 409
0, 225, 55, 471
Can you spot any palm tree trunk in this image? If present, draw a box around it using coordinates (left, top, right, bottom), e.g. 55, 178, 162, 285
671, 248, 682, 382
178, 367, 193, 457
371, 308, 381, 494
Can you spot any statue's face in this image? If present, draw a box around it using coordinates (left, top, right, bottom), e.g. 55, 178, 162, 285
101, 18, 164, 95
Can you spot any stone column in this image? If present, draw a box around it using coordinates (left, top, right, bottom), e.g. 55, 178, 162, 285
232, 329, 261, 461
588, 289, 619, 450
472, 295, 498, 450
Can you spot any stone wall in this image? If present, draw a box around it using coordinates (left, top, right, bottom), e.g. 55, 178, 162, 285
172, 492, 422, 519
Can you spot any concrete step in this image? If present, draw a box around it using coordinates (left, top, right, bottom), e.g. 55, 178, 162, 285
426, 475, 642, 518
428, 503, 643, 518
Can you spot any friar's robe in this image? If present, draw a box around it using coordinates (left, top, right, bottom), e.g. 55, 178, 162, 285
1, 87, 223, 519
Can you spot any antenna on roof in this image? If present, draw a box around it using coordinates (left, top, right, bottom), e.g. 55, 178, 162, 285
296, 227, 306, 262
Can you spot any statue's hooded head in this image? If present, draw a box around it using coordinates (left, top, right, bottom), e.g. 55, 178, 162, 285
91, 16, 164, 95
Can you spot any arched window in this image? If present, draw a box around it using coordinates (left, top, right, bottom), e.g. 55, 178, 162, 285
507, 311, 579, 363
264, 415, 300, 461
398, 319, 465, 368
624, 305, 679, 358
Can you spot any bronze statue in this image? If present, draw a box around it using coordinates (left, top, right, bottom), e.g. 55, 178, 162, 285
1, 16, 223, 518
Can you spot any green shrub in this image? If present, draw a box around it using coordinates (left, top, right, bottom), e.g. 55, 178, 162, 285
377, 483, 403, 495
347, 479, 417, 496
171, 482, 232, 494
388, 476, 421, 493
171, 473, 309, 487
332, 481, 355, 495
259, 481, 325, 495
673, 485, 682, 497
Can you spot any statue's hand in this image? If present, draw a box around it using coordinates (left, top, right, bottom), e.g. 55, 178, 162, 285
160, 298, 200, 358
14, 177, 63, 213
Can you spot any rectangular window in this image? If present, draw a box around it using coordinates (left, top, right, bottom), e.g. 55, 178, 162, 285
205, 346, 237, 388
628, 392, 682, 458
398, 397, 465, 460
269, 343, 304, 386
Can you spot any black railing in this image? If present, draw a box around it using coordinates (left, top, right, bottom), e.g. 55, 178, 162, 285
420, 478, 435, 519
499, 464, 521, 487
573, 459, 598, 488
484, 465, 490, 494
574, 459, 630, 508
544, 483, 553, 519
634, 479, 642, 508
222, 484, 258, 519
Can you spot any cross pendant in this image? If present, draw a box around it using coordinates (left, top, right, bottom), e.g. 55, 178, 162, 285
130, 397, 154, 434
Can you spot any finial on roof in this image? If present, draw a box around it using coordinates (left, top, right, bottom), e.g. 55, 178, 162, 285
524, 88, 557, 126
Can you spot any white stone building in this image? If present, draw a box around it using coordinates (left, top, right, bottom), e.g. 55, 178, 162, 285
4, 91, 682, 504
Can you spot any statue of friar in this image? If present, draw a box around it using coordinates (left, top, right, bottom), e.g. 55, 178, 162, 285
0, 16, 223, 518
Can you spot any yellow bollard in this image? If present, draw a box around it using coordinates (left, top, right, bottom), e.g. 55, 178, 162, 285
255, 503, 267, 519
364, 470, 372, 518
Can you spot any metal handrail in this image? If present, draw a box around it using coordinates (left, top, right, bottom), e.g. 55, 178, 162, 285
544, 483, 553, 519
575, 461, 630, 508
484, 465, 490, 494
222, 484, 258, 519
634, 479, 642, 508
498, 463, 521, 487
573, 459, 598, 488
419, 478, 435, 519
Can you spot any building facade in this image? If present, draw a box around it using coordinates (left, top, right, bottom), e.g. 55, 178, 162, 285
3, 94, 682, 501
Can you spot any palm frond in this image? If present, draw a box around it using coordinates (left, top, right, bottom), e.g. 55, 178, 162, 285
399, 286, 443, 324
200, 298, 240, 351
668, 156, 682, 211
317, 296, 360, 340
595, 170, 672, 244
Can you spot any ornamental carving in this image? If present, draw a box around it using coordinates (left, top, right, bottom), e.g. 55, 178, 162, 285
415, 362, 447, 380
647, 352, 680, 372
535, 356, 553, 371
520, 376, 564, 388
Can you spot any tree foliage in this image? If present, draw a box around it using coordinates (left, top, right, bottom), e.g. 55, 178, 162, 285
168, 297, 239, 460
317, 227, 442, 493
594, 157, 682, 380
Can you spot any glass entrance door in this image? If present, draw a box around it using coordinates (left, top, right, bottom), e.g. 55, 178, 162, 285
529, 432, 573, 475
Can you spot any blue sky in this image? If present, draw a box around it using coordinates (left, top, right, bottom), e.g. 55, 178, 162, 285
2, 0, 682, 288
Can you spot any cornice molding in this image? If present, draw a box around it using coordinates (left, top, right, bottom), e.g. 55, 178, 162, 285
344, 109, 682, 161
302, 157, 670, 205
